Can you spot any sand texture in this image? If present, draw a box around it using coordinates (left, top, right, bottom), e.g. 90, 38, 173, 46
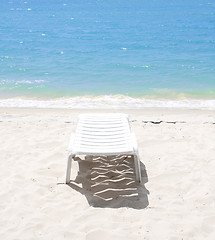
0, 107, 215, 240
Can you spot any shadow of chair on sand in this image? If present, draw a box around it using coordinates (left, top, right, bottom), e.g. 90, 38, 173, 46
67, 155, 149, 209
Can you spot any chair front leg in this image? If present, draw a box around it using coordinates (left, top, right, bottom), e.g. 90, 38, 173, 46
66, 154, 75, 184
134, 153, 141, 183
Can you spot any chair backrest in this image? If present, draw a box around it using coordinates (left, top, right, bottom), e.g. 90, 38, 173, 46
77, 114, 131, 136
78, 113, 129, 121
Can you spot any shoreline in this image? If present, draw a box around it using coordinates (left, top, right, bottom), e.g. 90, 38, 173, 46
1, 106, 215, 114
1, 107, 215, 125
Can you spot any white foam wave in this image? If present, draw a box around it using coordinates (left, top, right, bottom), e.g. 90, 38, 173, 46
0, 96, 215, 109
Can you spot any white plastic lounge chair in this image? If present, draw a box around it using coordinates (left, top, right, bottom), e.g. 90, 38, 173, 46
66, 113, 141, 183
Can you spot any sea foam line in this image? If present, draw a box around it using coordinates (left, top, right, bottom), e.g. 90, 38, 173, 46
0, 96, 215, 109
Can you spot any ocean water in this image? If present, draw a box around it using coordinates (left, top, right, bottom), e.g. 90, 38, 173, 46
0, 0, 215, 108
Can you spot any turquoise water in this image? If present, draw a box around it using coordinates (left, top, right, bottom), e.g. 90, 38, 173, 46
0, 0, 215, 104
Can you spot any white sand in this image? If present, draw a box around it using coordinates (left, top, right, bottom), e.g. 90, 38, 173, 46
0, 107, 215, 239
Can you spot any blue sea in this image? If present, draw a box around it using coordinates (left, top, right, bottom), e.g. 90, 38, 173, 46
0, 0, 215, 108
